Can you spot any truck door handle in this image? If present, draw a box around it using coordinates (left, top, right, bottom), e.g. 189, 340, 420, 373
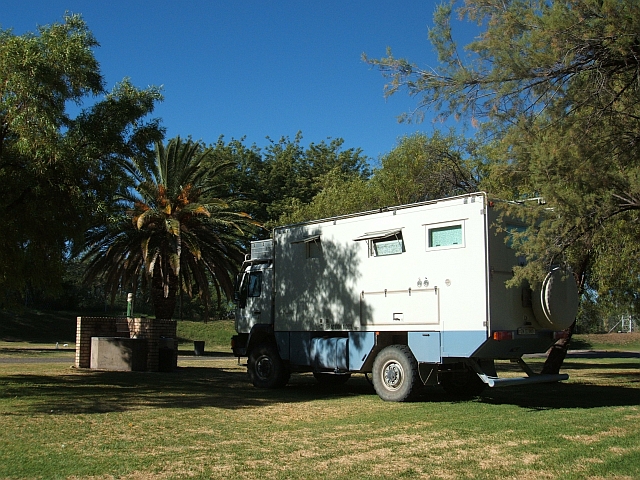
252, 311, 261, 316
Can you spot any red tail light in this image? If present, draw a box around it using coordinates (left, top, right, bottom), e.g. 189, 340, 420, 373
492, 331, 514, 341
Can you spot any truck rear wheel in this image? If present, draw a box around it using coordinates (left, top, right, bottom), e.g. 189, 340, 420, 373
372, 345, 421, 402
248, 343, 290, 388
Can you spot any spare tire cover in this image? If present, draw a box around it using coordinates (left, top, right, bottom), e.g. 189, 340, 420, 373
532, 267, 579, 330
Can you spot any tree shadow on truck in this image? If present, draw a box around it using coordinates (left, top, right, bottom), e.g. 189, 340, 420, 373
274, 233, 365, 335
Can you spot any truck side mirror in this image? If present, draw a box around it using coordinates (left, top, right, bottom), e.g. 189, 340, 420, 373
234, 272, 247, 307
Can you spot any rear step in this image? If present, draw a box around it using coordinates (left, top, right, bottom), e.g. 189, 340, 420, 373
479, 373, 569, 388
471, 357, 569, 388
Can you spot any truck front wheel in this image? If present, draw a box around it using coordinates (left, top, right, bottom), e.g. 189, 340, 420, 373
372, 345, 421, 402
248, 343, 290, 388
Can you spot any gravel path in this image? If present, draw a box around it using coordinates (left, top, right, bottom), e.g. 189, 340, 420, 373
1, 350, 638, 364
0, 355, 234, 364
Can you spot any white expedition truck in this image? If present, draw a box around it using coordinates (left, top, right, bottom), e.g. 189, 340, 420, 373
232, 192, 579, 401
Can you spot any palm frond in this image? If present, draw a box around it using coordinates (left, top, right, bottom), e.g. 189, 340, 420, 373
82, 135, 259, 319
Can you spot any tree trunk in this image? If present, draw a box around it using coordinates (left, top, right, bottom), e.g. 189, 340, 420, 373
540, 321, 575, 375
541, 253, 587, 375
151, 267, 178, 320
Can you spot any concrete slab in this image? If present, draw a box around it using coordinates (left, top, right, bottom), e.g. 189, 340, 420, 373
90, 337, 148, 371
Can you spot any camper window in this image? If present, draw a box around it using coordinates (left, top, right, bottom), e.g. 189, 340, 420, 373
353, 229, 405, 257
291, 234, 322, 259
427, 224, 463, 249
307, 240, 322, 259
372, 234, 404, 256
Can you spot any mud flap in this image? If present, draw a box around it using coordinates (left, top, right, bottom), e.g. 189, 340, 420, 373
418, 363, 438, 385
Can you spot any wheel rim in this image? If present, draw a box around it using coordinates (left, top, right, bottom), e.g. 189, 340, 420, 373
255, 355, 273, 381
381, 359, 404, 391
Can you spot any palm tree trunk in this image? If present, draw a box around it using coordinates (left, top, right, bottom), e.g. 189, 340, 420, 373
151, 267, 178, 320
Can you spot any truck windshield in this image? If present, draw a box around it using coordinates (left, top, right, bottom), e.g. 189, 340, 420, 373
247, 271, 262, 297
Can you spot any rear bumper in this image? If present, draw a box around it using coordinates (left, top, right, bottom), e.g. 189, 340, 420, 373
469, 357, 569, 388
480, 373, 568, 388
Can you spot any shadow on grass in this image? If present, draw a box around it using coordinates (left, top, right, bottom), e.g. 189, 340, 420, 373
0, 365, 378, 415
475, 380, 640, 411
454, 354, 640, 410
1, 359, 639, 415
561, 359, 640, 370
176, 350, 235, 357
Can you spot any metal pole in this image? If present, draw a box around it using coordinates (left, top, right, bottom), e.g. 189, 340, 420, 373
127, 293, 133, 318
608, 317, 622, 333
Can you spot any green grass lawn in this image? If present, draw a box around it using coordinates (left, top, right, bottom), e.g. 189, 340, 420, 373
0, 309, 236, 354
176, 319, 236, 354
0, 355, 638, 479
571, 332, 640, 352
1, 309, 639, 479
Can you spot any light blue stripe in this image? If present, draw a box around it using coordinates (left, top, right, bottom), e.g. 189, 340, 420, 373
441, 330, 487, 357
408, 331, 441, 363
348, 331, 376, 371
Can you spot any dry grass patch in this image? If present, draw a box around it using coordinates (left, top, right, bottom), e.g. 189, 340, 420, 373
561, 426, 630, 445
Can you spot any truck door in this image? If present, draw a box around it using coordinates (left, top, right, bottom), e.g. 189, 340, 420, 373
235, 264, 273, 333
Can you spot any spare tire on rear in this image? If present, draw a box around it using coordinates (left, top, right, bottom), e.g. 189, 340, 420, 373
532, 267, 579, 330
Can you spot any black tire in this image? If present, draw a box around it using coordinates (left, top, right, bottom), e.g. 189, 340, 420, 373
371, 345, 421, 402
313, 371, 351, 386
440, 364, 486, 398
247, 343, 290, 388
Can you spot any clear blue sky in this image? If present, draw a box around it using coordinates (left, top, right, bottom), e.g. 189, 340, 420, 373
2, 1, 465, 161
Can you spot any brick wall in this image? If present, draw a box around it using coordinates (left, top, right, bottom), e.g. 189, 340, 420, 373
128, 318, 177, 371
76, 317, 177, 371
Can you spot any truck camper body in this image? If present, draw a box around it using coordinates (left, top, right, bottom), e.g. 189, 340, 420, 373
232, 192, 578, 401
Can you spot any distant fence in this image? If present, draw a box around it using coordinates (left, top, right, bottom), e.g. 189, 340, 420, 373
607, 315, 637, 334
75, 317, 177, 372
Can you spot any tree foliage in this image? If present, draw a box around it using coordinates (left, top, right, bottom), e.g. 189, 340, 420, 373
225, 132, 370, 225
366, 0, 640, 302
0, 14, 164, 301
83, 137, 259, 320
365, 0, 640, 128
372, 131, 479, 205
277, 168, 377, 225
280, 131, 479, 224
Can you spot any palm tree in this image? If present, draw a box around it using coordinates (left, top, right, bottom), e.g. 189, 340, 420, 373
83, 137, 258, 319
